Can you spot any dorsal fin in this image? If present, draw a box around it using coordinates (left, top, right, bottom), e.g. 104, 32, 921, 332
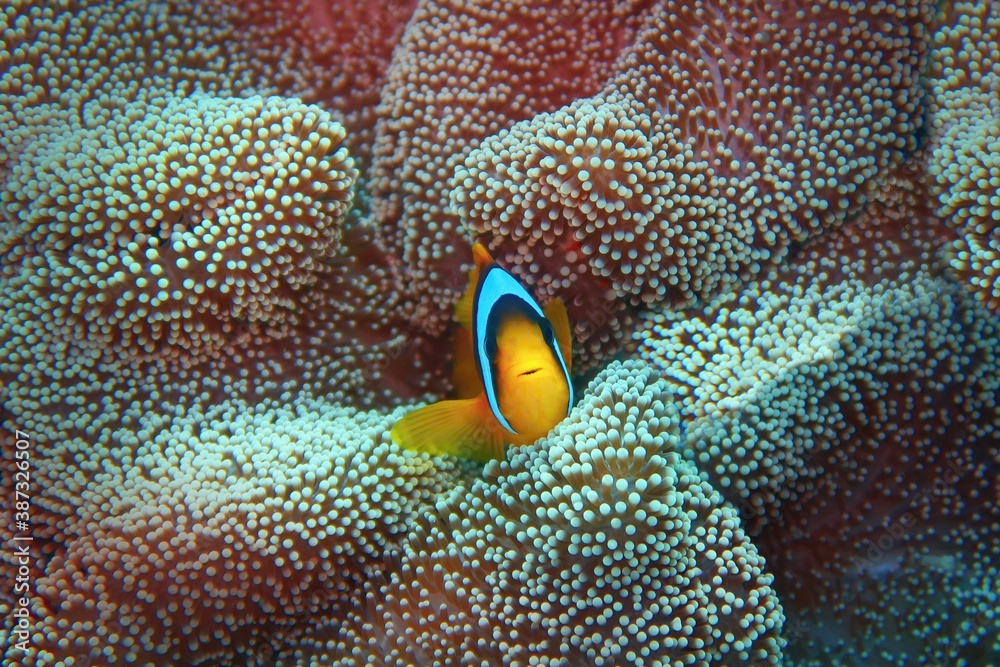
471, 243, 494, 271
543, 298, 573, 376
454, 266, 477, 331
455, 244, 494, 330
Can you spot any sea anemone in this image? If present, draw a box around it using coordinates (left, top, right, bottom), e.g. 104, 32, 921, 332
454, 0, 933, 367
12, 398, 473, 665
295, 362, 785, 666
632, 164, 1000, 663
925, 0, 1000, 314
2, 92, 356, 356
1, 0, 997, 665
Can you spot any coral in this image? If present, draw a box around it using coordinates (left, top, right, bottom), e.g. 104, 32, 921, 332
454, 0, 932, 366
0, 5, 452, 661
299, 0, 422, 164
925, 0, 1000, 313
0, 0, 418, 362
632, 168, 1000, 663
11, 398, 474, 666
455, 99, 739, 303
294, 361, 784, 666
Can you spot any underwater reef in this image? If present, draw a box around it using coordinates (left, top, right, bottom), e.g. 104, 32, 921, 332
0, 0, 998, 665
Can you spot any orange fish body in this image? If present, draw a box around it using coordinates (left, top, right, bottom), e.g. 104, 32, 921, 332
492, 312, 570, 444
390, 244, 573, 461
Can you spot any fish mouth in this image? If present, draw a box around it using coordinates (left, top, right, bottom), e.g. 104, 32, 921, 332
518, 368, 541, 377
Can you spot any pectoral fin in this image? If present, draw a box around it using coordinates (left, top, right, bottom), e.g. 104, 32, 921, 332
390, 395, 506, 462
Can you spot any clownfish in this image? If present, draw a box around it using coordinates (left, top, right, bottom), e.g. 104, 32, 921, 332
390, 244, 573, 462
